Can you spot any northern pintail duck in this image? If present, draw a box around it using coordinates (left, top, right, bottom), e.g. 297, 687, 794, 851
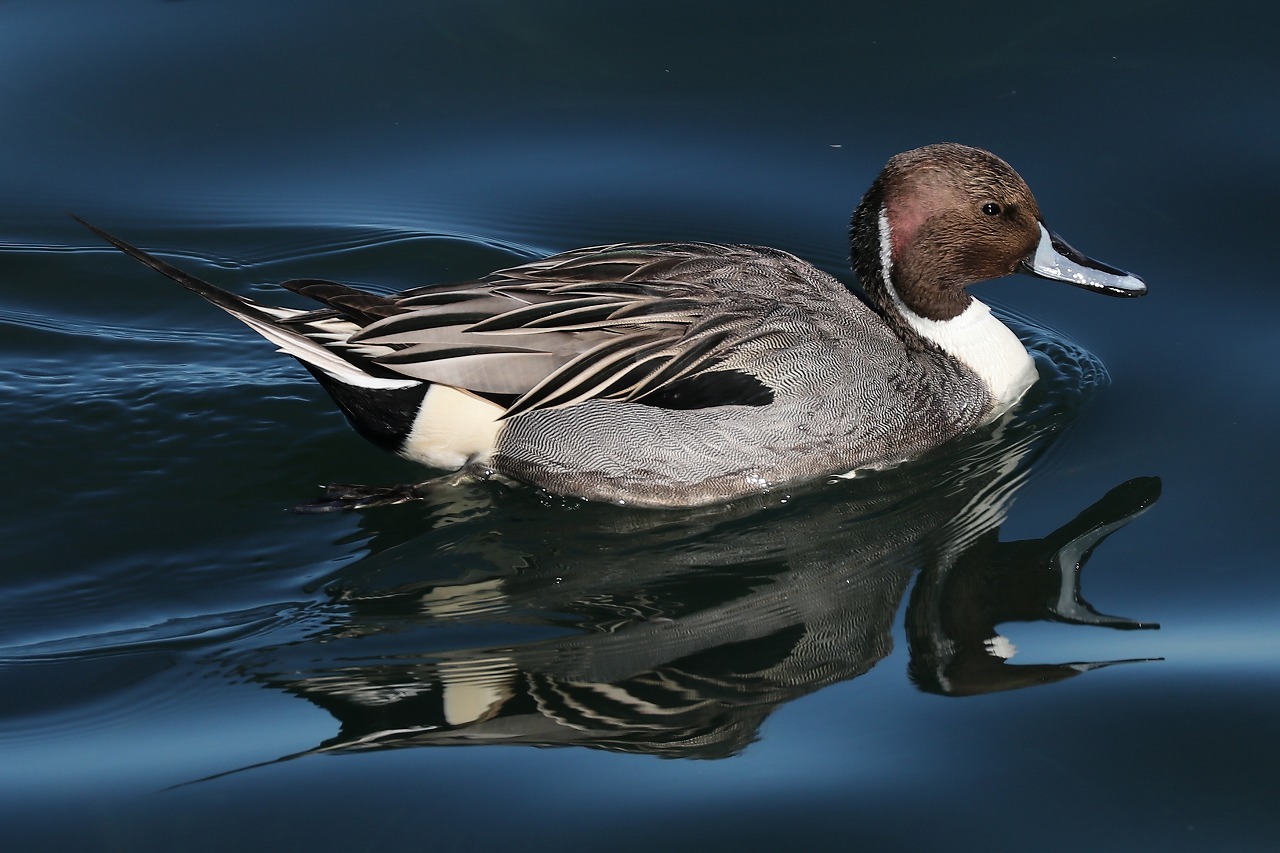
79, 143, 1145, 508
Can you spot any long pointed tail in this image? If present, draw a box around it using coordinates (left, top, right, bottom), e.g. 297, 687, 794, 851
73, 215, 277, 322
73, 216, 416, 392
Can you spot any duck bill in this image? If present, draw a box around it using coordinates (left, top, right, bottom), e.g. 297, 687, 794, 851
1019, 222, 1147, 297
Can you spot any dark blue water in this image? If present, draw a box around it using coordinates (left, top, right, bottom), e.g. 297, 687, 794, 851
3, 2, 1278, 850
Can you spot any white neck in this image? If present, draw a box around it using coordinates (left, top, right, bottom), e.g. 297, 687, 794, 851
877, 209, 1038, 410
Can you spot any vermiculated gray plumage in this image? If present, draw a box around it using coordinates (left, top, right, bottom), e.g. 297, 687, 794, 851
75, 143, 1145, 508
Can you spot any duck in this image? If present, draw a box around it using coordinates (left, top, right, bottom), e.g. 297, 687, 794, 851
77, 143, 1146, 509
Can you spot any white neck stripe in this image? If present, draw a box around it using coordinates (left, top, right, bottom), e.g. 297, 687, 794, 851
876, 208, 1037, 410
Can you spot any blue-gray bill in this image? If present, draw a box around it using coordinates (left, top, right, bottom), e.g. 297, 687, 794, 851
1020, 223, 1147, 297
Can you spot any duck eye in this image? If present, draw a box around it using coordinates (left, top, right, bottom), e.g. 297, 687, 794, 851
982, 202, 1002, 216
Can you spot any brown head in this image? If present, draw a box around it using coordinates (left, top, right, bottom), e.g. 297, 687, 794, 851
851, 143, 1145, 325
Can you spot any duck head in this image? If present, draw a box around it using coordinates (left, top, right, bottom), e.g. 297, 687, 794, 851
850, 143, 1146, 326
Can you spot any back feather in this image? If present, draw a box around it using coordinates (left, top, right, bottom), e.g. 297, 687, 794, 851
78, 222, 796, 415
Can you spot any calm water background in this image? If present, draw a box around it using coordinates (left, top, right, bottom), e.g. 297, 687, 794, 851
2, 1, 1277, 850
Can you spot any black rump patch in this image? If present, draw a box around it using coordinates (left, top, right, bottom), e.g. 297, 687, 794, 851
303, 366, 428, 453
636, 369, 774, 410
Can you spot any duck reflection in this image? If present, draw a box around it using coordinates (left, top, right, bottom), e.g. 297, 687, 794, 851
221, 363, 1160, 763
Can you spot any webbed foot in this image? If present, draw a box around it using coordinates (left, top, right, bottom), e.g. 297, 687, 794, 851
292, 468, 489, 512
292, 482, 431, 512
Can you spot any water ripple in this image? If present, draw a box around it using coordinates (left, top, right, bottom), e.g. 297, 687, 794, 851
0, 603, 306, 662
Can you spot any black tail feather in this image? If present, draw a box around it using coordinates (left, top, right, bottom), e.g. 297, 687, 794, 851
72, 215, 270, 321
280, 278, 403, 324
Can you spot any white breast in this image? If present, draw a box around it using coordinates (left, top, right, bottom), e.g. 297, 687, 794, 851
878, 210, 1038, 412
899, 297, 1038, 410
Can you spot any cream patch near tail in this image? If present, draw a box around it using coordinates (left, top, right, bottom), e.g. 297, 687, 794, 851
400, 384, 504, 469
